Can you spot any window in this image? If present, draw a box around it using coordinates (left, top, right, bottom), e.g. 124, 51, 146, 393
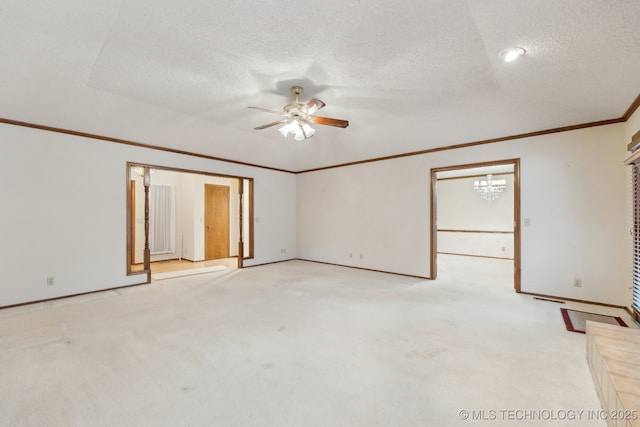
632, 163, 640, 318
627, 129, 640, 320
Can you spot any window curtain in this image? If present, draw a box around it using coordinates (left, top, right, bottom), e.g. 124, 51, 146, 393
149, 185, 175, 255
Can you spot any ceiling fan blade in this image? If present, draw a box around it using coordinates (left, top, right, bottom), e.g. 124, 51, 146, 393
248, 106, 282, 115
305, 98, 325, 115
312, 116, 349, 128
254, 120, 286, 130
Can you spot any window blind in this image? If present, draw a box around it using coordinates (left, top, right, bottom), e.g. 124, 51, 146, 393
633, 164, 640, 316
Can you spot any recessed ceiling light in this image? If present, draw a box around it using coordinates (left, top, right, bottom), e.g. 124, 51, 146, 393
500, 47, 526, 63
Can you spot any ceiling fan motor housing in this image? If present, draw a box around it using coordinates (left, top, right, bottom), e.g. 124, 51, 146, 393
283, 102, 311, 123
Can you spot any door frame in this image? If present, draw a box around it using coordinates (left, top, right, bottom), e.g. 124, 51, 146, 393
126, 162, 254, 281
430, 158, 521, 292
130, 179, 136, 266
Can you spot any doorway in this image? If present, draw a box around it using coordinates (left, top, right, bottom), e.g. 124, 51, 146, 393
431, 159, 521, 292
204, 184, 230, 260
126, 164, 254, 280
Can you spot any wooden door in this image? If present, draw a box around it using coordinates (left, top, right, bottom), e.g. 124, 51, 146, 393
204, 184, 230, 260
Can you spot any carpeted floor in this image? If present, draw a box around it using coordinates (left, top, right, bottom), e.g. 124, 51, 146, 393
151, 265, 229, 280
0, 255, 635, 426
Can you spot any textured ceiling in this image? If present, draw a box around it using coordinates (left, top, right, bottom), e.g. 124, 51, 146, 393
1, 0, 639, 172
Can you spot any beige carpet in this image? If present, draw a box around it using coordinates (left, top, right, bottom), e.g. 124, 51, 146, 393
1, 256, 633, 426
151, 265, 229, 280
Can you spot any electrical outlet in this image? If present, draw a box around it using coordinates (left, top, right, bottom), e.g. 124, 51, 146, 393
360, 253, 363, 259
349, 253, 353, 258
501, 246, 506, 252
47, 276, 55, 286
574, 278, 582, 288
523, 218, 531, 226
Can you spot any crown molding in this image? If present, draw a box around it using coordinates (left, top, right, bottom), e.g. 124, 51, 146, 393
1, 92, 638, 174
296, 117, 623, 173
0, 117, 296, 174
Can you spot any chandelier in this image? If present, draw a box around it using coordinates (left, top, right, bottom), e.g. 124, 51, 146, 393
473, 174, 507, 201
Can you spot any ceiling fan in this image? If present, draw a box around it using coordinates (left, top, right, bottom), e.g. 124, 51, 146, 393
249, 86, 349, 141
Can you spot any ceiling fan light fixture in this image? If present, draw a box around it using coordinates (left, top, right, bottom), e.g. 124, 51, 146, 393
278, 123, 291, 137
294, 127, 305, 141
302, 123, 315, 138
500, 47, 526, 63
278, 119, 315, 141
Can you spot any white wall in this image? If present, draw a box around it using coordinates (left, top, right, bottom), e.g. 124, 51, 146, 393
437, 232, 514, 259
297, 123, 630, 306
1, 112, 635, 308
181, 173, 197, 262
297, 158, 431, 276
437, 175, 514, 258
437, 175, 514, 230
0, 123, 296, 307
